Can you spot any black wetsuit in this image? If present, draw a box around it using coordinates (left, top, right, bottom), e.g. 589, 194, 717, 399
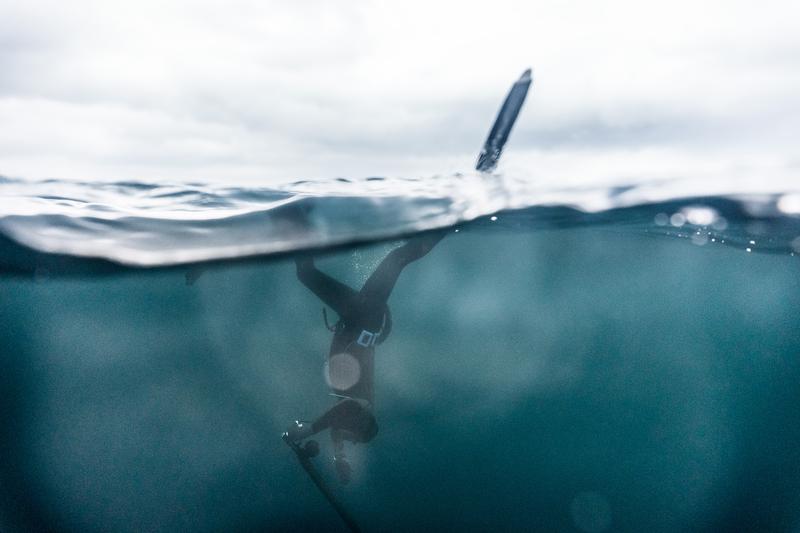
296, 234, 443, 442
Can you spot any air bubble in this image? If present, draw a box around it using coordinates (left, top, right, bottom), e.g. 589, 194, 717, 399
670, 213, 686, 227
682, 206, 719, 226
712, 217, 728, 230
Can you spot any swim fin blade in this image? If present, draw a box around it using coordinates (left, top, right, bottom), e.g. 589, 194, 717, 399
284, 436, 361, 532
475, 68, 532, 172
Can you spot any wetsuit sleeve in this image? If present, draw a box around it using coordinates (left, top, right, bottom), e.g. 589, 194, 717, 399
358, 232, 444, 306
296, 259, 358, 318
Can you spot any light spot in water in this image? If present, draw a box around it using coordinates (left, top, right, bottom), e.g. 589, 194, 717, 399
682, 205, 718, 226
570, 492, 612, 533
711, 238, 716, 242
325, 353, 361, 390
712, 216, 728, 231
654, 213, 669, 226
749, 240, 756, 245
454, 229, 459, 233
670, 213, 686, 227
490, 216, 498, 221
777, 193, 800, 215
746, 248, 752, 253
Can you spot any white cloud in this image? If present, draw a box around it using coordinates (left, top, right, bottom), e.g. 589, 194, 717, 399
0, 0, 798, 185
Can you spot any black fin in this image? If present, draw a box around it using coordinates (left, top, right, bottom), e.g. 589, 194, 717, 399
284, 438, 361, 532
476, 68, 532, 172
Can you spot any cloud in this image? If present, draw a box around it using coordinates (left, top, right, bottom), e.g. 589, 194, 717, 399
0, 0, 798, 184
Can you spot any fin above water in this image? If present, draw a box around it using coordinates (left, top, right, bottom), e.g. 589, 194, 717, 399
476, 68, 533, 172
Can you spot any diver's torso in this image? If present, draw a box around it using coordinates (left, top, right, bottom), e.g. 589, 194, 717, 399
326, 320, 377, 405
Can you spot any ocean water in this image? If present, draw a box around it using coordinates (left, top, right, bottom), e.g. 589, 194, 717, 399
1, 174, 800, 532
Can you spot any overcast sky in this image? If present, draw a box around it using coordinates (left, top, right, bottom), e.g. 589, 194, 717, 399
1, 0, 798, 186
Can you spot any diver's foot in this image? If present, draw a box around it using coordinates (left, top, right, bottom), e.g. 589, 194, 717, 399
334, 454, 351, 485
282, 420, 313, 444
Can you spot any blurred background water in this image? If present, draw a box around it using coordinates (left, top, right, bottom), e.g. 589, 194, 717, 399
2, 206, 799, 531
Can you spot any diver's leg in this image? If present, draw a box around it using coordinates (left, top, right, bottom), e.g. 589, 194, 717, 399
284, 399, 364, 440
358, 232, 445, 306
296, 257, 358, 317
317, 400, 376, 483
331, 430, 351, 484
282, 400, 355, 443
306, 399, 364, 434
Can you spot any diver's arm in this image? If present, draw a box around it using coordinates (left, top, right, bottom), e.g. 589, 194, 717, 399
295, 257, 358, 317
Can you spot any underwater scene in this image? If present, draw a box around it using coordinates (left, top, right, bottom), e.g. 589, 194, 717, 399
5, 0, 800, 529
5, 0, 800, 528
2, 178, 800, 532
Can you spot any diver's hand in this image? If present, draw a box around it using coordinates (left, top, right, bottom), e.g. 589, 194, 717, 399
334, 454, 351, 485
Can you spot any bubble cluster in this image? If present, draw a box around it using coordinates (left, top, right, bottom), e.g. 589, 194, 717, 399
653, 206, 737, 248
683, 206, 718, 226
655, 206, 724, 232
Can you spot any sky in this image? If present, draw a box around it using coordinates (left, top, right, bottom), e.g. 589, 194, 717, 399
1, 0, 798, 187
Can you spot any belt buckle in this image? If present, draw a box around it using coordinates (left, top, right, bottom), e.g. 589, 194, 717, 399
356, 329, 375, 347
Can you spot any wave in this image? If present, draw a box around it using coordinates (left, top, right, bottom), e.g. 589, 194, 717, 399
1, 173, 799, 274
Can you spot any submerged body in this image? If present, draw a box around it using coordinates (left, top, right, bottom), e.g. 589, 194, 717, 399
289, 234, 443, 480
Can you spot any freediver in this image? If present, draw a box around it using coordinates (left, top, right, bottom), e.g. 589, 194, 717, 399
282, 67, 531, 488
283, 232, 444, 484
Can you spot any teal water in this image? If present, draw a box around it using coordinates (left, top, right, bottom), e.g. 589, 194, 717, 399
2, 220, 799, 532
